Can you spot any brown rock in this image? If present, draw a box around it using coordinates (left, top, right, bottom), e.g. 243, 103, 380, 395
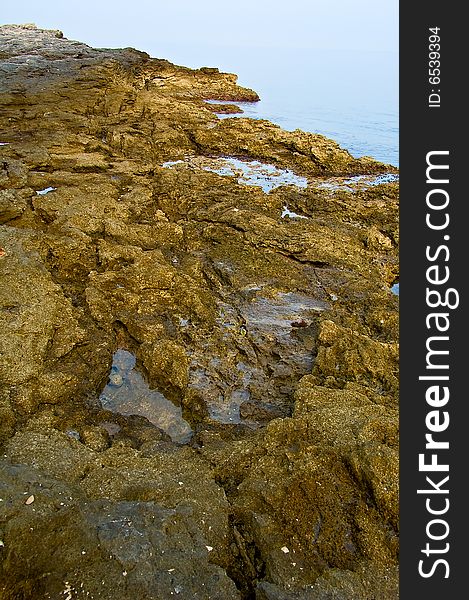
0, 24, 399, 599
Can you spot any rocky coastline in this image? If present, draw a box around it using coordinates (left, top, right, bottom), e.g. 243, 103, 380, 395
0, 24, 399, 599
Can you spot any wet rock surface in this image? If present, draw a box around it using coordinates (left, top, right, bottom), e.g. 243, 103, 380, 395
0, 25, 399, 599
99, 349, 193, 443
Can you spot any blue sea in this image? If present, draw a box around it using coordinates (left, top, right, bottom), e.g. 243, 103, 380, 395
148, 44, 398, 167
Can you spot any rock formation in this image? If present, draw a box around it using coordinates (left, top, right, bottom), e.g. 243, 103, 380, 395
0, 24, 399, 599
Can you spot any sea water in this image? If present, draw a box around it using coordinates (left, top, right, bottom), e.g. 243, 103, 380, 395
150, 44, 398, 167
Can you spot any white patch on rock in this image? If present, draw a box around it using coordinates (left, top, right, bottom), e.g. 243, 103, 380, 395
316, 172, 398, 192
36, 187, 56, 195
281, 205, 308, 219
162, 156, 308, 193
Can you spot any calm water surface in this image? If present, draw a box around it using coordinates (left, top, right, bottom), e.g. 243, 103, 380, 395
149, 44, 398, 167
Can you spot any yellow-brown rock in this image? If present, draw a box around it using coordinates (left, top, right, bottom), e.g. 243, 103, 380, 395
0, 24, 399, 599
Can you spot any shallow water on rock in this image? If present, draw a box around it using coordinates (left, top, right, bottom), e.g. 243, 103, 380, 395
162, 156, 308, 193
281, 205, 308, 219
99, 349, 192, 444
189, 291, 327, 424
316, 173, 398, 192
391, 283, 399, 295
204, 100, 240, 106
344, 173, 399, 186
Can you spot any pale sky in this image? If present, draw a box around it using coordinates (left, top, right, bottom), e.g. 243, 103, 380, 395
2, 0, 398, 54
